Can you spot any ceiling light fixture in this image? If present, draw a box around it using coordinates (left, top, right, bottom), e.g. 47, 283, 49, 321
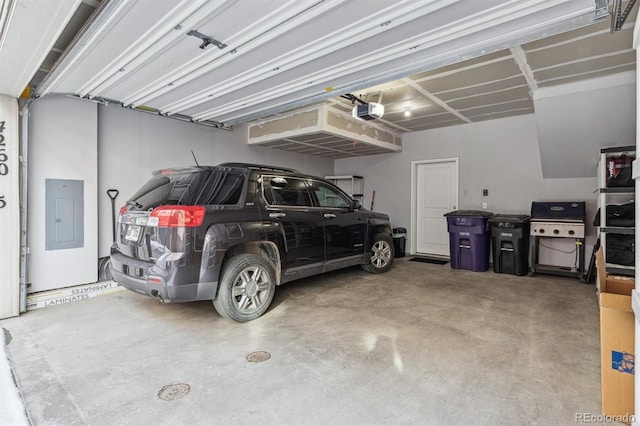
403, 106, 412, 117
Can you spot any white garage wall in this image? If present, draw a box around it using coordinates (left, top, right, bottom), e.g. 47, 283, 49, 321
533, 72, 636, 179
28, 91, 613, 289
28, 96, 98, 292
0, 95, 20, 318
97, 105, 334, 257
26, 96, 333, 292
335, 114, 598, 267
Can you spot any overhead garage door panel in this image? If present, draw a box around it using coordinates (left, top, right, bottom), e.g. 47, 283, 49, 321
176, 3, 600, 124
102, 0, 343, 103
52, 0, 183, 94
40, 0, 597, 126
117, 1, 462, 113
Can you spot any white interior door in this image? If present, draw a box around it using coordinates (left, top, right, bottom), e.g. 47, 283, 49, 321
413, 159, 459, 256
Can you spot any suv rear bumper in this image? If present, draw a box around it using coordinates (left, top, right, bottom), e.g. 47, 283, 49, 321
111, 268, 218, 302
110, 252, 219, 302
111, 268, 168, 300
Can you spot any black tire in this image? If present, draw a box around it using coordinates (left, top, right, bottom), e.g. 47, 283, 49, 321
213, 254, 276, 322
361, 233, 394, 273
98, 257, 113, 281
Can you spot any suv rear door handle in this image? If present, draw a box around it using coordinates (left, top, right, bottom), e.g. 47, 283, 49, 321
269, 212, 286, 218
323, 213, 337, 219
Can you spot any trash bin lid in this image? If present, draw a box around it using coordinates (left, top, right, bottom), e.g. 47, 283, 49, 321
444, 210, 493, 218
392, 227, 407, 234
488, 214, 530, 223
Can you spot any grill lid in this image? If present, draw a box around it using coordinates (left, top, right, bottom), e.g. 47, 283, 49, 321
530, 202, 585, 222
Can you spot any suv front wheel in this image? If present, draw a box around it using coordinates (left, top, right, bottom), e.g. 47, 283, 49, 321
213, 254, 276, 322
361, 233, 394, 274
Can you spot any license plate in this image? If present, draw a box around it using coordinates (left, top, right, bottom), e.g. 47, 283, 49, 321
125, 225, 141, 241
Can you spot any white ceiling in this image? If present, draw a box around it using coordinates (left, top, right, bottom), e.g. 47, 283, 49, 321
328, 16, 636, 133
12, 0, 605, 129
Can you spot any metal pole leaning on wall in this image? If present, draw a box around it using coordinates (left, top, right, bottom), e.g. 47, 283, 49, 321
19, 98, 34, 314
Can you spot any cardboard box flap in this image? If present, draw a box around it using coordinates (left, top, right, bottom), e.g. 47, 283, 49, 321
601, 292, 633, 312
597, 247, 635, 296
606, 279, 635, 297
596, 247, 609, 292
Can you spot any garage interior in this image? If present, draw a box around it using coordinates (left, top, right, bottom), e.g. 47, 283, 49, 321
0, 0, 639, 424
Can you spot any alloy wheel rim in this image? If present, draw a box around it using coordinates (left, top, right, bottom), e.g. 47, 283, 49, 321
231, 266, 271, 313
371, 240, 391, 268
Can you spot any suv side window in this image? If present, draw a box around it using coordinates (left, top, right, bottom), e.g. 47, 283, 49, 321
310, 180, 351, 208
129, 170, 246, 209
195, 171, 245, 205
263, 176, 312, 207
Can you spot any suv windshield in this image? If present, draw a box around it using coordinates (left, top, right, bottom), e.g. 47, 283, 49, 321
129, 169, 245, 210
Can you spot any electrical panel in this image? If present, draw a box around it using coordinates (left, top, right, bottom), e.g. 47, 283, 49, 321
45, 179, 84, 250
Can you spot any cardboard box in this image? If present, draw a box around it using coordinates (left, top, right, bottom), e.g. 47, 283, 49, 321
596, 248, 635, 422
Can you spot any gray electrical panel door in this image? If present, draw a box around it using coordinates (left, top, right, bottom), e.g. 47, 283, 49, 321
45, 179, 84, 250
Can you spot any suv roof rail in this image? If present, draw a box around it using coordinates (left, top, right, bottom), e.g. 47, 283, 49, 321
219, 162, 299, 173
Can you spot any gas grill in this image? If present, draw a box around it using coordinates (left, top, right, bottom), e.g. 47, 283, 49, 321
530, 201, 586, 281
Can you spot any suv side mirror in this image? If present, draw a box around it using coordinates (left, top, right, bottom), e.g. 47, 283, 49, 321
350, 199, 360, 211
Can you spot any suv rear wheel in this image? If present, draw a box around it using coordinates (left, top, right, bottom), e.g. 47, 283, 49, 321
361, 234, 394, 274
213, 254, 276, 322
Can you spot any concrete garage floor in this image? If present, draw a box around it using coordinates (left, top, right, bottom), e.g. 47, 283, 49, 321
2, 258, 604, 426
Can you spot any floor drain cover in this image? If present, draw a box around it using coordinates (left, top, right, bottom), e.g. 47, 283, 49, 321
158, 383, 190, 401
247, 351, 271, 362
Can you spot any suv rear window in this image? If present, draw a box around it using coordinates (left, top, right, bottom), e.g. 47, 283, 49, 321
130, 170, 245, 209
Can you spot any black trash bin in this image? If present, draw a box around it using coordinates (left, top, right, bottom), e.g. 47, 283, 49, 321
444, 210, 493, 272
489, 214, 530, 276
392, 227, 407, 258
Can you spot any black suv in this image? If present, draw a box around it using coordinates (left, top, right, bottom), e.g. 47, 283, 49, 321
110, 163, 394, 322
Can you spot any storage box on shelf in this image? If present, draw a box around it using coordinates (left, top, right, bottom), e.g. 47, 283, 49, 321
596, 146, 635, 278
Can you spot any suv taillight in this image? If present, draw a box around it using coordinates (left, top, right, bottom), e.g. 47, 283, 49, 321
118, 205, 128, 217
149, 206, 206, 228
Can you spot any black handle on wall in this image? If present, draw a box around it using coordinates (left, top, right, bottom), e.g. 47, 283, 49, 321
107, 189, 119, 242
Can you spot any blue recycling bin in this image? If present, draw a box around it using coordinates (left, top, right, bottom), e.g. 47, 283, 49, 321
444, 210, 493, 272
